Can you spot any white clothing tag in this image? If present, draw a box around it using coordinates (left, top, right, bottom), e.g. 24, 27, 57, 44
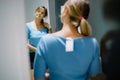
65, 38, 74, 52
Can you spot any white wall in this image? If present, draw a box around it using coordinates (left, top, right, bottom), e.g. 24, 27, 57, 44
0, 0, 30, 80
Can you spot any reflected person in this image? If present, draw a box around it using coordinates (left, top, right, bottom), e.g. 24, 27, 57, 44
26, 6, 52, 69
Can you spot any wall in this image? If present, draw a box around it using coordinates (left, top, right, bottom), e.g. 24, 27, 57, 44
89, 0, 118, 42
48, 0, 56, 31
0, 0, 30, 80
54, 0, 66, 31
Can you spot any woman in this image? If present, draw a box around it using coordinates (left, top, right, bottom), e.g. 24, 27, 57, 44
34, 0, 102, 80
26, 6, 52, 69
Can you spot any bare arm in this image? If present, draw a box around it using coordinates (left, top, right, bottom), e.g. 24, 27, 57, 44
35, 78, 49, 80
35, 75, 49, 80
27, 43, 37, 52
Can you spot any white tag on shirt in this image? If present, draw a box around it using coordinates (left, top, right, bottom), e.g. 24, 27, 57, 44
65, 38, 74, 52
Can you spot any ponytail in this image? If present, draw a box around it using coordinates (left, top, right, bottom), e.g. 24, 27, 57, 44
80, 18, 92, 36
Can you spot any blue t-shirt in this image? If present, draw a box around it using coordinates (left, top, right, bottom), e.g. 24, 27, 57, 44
26, 23, 48, 52
34, 34, 102, 80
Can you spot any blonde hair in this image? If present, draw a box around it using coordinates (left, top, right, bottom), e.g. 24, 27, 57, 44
62, 0, 92, 36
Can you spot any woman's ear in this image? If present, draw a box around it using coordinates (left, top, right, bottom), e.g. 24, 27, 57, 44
61, 6, 70, 23
64, 7, 69, 16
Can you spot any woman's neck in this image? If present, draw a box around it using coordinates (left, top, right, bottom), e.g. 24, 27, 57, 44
31, 19, 44, 30
53, 23, 84, 38
35, 19, 43, 26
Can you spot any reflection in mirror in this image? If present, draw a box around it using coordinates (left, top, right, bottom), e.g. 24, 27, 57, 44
26, 6, 51, 69
25, 0, 53, 80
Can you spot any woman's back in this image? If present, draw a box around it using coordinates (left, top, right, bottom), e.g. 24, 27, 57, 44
34, 34, 102, 80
